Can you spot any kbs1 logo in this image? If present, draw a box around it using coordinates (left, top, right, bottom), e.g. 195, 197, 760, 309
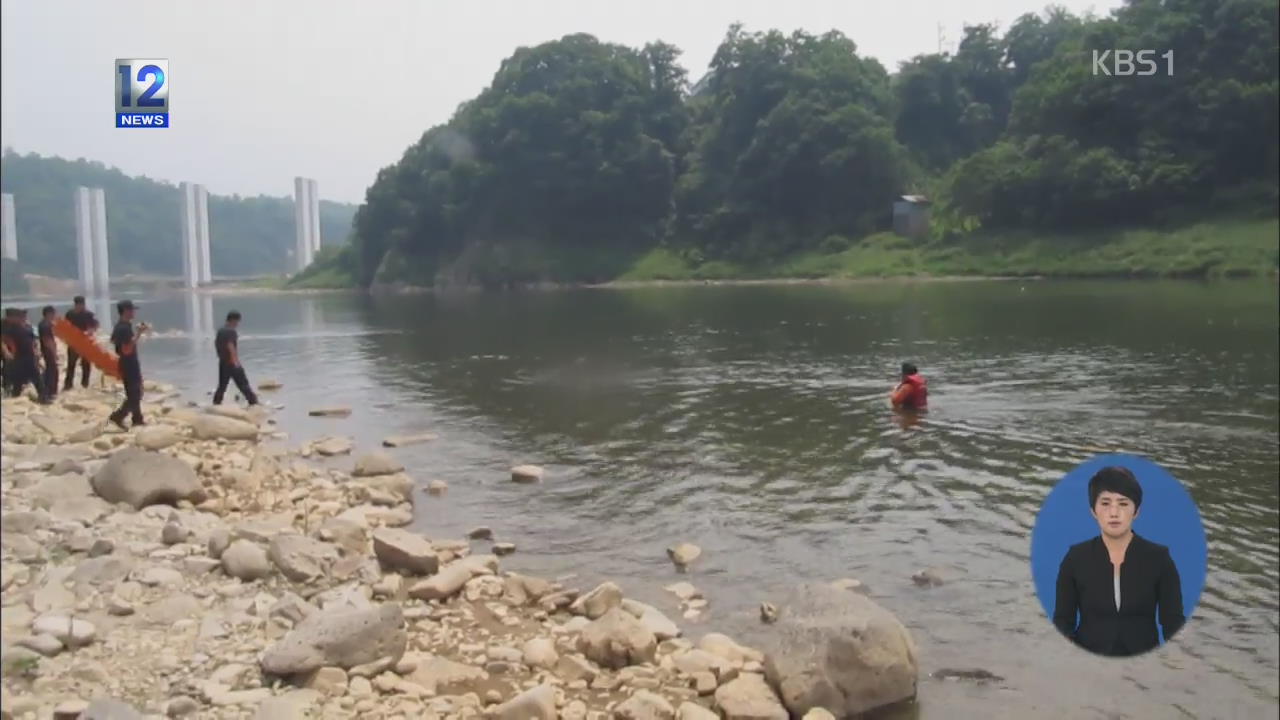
1092, 50, 1174, 76
115, 59, 169, 128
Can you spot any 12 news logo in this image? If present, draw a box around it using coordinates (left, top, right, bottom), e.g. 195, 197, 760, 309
115, 59, 168, 128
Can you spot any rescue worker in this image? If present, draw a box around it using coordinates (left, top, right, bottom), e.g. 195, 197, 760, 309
63, 296, 97, 390
212, 310, 259, 406
890, 362, 928, 410
5, 308, 50, 403
1, 308, 19, 395
108, 300, 149, 428
37, 305, 59, 398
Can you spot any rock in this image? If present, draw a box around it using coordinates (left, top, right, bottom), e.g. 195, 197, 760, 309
578, 607, 657, 670
222, 540, 272, 581
135, 426, 183, 450
143, 594, 202, 626
760, 583, 918, 718
698, 634, 763, 665
692, 671, 718, 695
208, 528, 232, 558
67, 422, 105, 444
801, 709, 837, 720
677, 702, 720, 720
667, 543, 702, 567
313, 436, 354, 457
622, 599, 681, 641
522, 638, 559, 670
760, 602, 779, 624
69, 556, 134, 587
615, 690, 675, 720
79, 698, 145, 720
260, 603, 407, 676
162, 522, 189, 545
372, 529, 439, 576
830, 578, 866, 594
492, 684, 555, 720
425, 480, 448, 495
382, 432, 436, 448
714, 674, 788, 720
911, 568, 945, 588
404, 655, 487, 694
91, 448, 204, 509
468, 526, 493, 540
554, 654, 597, 683
665, 582, 702, 602
308, 407, 352, 418
352, 451, 404, 477
165, 696, 201, 716
268, 534, 339, 582
257, 379, 284, 391
254, 695, 315, 720
407, 561, 474, 601
31, 614, 96, 647
191, 415, 260, 441
16, 634, 64, 657
49, 496, 113, 525
88, 538, 115, 557
570, 581, 623, 620
301, 666, 349, 696
317, 517, 367, 555
206, 404, 255, 422
511, 465, 544, 483
493, 542, 517, 556
673, 650, 733, 679
107, 597, 135, 616
50, 458, 86, 476
54, 700, 90, 720
136, 566, 185, 588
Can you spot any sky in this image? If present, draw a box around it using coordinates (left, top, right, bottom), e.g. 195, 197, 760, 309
1, 0, 1120, 206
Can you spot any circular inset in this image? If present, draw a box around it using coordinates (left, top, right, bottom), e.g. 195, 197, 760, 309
1030, 453, 1207, 657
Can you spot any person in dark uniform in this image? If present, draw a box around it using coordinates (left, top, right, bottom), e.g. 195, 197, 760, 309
5, 308, 51, 403
108, 300, 149, 429
1, 308, 19, 395
37, 305, 59, 399
1053, 466, 1185, 657
212, 310, 259, 406
64, 296, 97, 390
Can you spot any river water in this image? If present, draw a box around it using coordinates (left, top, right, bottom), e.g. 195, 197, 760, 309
30, 280, 1280, 719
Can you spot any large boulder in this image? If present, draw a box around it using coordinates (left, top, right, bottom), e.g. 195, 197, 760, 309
372, 529, 438, 575
191, 415, 259, 441
351, 451, 403, 478
91, 448, 204, 510
135, 426, 183, 451
268, 534, 340, 582
577, 607, 657, 670
714, 674, 788, 720
260, 604, 406, 676
760, 583, 918, 718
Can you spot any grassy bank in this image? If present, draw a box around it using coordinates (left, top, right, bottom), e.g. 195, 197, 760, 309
619, 216, 1280, 282
291, 215, 1279, 291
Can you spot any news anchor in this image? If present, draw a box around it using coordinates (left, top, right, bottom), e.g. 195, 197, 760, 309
1053, 466, 1185, 656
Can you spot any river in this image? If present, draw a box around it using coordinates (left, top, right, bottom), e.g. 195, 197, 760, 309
17, 280, 1279, 719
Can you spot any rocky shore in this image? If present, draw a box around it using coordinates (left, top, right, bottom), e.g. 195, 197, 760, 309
1, 373, 920, 719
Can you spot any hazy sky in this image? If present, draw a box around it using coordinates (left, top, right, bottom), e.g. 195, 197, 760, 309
2, 0, 1118, 205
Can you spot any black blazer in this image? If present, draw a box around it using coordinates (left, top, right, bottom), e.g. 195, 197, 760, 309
1053, 533, 1185, 656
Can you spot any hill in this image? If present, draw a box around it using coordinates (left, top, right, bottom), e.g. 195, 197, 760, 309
0, 149, 357, 279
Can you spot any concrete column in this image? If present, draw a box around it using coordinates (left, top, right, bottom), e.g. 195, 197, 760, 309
180, 183, 199, 288
90, 188, 109, 297
196, 185, 212, 283
308, 179, 322, 254
74, 188, 95, 296
1, 194, 16, 261
294, 177, 311, 271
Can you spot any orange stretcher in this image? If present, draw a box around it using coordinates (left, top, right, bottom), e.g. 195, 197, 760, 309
53, 317, 120, 379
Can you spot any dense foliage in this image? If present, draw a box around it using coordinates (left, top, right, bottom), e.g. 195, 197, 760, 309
0, 150, 357, 278
345, 0, 1276, 288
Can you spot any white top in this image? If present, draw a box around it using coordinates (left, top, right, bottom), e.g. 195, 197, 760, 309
1114, 573, 1121, 611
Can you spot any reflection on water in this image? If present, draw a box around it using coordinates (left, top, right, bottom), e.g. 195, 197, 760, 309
125, 281, 1277, 720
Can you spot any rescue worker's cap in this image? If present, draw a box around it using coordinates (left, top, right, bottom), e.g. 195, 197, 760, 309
116, 300, 137, 313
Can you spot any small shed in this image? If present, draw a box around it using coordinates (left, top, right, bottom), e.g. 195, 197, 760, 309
892, 195, 931, 239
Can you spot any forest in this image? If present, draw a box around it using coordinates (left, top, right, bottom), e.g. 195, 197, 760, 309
314, 0, 1276, 288
0, 150, 357, 280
